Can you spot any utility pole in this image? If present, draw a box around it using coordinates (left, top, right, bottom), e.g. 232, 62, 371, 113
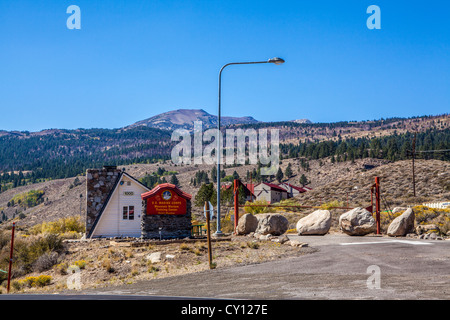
7, 222, 16, 293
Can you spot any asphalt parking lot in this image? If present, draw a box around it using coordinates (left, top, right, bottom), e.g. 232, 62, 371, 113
71, 234, 450, 300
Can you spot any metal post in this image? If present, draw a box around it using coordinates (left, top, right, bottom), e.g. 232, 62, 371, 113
346, 191, 349, 209
412, 132, 416, 197
205, 202, 212, 269
7, 222, 16, 293
234, 179, 239, 233
216, 58, 284, 236
375, 177, 381, 235
250, 172, 253, 202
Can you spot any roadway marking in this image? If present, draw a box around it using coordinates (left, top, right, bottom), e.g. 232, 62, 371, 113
340, 240, 433, 246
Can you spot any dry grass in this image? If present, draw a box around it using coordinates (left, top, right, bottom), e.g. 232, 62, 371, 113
3, 236, 311, 294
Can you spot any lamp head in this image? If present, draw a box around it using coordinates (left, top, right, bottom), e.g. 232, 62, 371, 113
268, 57, 285, 65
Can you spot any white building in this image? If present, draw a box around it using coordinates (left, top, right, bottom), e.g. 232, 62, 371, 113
254, 182, 288, 204
88, 172, 150, 238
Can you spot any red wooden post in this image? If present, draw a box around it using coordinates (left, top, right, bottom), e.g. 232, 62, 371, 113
375, 177, 381, 235
7, 222, 16, 293
233, 179, 239, 233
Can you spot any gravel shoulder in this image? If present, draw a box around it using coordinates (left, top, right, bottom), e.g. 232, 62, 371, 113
7, 234, 313, 294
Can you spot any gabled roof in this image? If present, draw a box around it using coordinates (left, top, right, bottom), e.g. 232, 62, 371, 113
87, 172, 150, 239
256, 182, 287, 193
281, 182, 307, 193
141, 183, 192, 200
245, 183, 254, 194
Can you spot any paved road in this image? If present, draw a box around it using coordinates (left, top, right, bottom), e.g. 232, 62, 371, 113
3, 235, 449, 300
75, 234, 450, 299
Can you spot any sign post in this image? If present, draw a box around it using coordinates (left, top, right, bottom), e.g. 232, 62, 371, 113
233, 179, 239, 234
204, 202, 213, 269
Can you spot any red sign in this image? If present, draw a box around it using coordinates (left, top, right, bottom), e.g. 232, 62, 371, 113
145, 188, 187, 215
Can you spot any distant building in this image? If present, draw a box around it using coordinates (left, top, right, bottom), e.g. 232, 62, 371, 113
254, 182, 288, 204
222, 183, 256, 202
279, 182, 308, 198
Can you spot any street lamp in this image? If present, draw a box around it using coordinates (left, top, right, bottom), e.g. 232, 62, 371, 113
215, 57, 285, 236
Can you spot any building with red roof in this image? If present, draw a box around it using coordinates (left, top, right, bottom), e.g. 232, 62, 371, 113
254, 182, 289, 204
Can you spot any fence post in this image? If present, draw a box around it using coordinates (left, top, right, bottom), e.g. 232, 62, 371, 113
233, 179, 239, 234
7, 222, 16, 293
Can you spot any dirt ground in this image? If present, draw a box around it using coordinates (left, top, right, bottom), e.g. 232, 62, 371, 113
8, 233, 313, 294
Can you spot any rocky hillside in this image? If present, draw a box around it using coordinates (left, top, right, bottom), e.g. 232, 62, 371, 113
291, 158, 450, 209
1, 157, 448, 230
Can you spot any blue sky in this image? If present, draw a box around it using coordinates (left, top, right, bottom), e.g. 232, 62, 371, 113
0, 0, 449, 132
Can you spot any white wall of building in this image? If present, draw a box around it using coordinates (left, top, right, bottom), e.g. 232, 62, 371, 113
92, 175, 148, 238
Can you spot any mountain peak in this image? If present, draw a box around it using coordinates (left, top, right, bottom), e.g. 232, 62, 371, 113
127, 108, 259, 131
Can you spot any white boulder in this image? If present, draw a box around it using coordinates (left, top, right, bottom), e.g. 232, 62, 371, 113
387, 208, 415, 237
296, 210, 332, 235
339, 207, 377, 236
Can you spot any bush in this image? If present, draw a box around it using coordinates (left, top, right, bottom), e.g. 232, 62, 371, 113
414, 206, 446, 224
20, 275, 52, 288
320, 200, 345, 210
29, 216, 84, 237
1, 233, 64, 277
73, 260, 86, 270
247, 241, 259, 249
102, 259, 115, 273
179, 243, 190, 251
272, 199, 304, 213
55, 262, 69, 275
35, 275, 52, 287
33, 251, 59, 272
244, 200, 274, 214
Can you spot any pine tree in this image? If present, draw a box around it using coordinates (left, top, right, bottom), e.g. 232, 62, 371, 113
211, 166, 217, 181
170, 174, 179, 187
299, 174, 309, 187
276, 167, 284, 183
285, 163, 293, 178
194, 183, 215, 207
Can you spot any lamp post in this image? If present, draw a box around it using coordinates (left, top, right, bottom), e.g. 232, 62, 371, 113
215, 57, 285, 236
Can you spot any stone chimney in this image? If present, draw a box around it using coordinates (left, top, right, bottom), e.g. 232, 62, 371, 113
86, 166, 122, 236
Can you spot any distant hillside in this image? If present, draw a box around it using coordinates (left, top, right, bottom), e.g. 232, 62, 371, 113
0, 126, 174, 184
1, 157, 448, 229
0, 113, 448, 189
127, 109, 259, 130
236, 114, 450, 145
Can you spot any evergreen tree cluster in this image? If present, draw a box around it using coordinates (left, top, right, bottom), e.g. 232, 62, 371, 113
280, 128, 450, 162
0, 126, 173, 185
191, 170, 210, 186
